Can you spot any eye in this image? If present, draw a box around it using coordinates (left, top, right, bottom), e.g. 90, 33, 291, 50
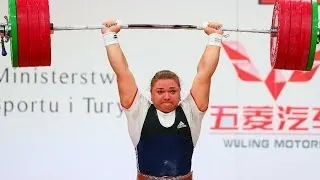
157, 90, 164, 94
170, 90, 176, 94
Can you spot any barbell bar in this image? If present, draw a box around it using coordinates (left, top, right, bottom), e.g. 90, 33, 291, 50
50, 24, 275, 34
0, 0, 319, 71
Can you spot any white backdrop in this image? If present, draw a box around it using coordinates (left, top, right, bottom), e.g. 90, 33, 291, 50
0, 0, 320, 179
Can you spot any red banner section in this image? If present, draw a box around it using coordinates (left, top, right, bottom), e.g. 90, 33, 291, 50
259, 0, 319, 4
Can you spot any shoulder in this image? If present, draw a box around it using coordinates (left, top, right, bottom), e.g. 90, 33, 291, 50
122, 90, 151, 113
180, 91, 207, 115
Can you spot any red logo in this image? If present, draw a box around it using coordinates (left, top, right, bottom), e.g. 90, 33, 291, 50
222, 41, 320, 100
208, 41, 320, 134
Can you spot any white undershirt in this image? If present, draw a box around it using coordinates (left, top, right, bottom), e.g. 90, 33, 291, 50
156, 109, 176, 128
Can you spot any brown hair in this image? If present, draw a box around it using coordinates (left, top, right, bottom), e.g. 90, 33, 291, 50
150, 70, 181, 89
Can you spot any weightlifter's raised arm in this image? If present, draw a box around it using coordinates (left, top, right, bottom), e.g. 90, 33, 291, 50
101, 20, 138, 109
190, 22, 224, 112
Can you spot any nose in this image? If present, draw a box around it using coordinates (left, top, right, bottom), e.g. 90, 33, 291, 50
164, 92, 170, 100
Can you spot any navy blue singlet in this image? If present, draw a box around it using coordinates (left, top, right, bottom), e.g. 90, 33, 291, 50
136, 104, 194, 177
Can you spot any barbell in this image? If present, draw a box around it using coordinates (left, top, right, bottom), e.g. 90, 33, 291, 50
0, 0, 319, 71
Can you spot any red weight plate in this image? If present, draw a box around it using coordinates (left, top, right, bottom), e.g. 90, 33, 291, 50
16, 0, 30, 67
284, 0, 302, 70
27, 0, 42, 66
296, 0, 312, 70
38, 0, 51, 66
270, 0, 291, 69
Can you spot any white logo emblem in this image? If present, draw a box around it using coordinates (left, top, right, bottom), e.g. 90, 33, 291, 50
177, 121, 187, 129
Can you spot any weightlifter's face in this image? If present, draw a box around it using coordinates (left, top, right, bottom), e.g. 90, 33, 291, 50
151, 79, 181, 113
